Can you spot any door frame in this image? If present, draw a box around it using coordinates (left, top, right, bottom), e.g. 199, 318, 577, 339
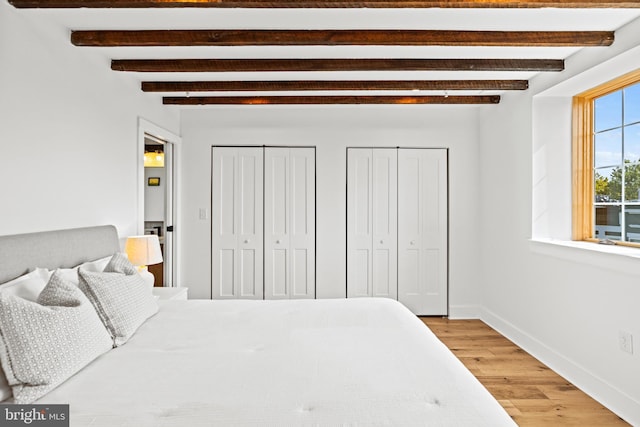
137, 117, 182, 287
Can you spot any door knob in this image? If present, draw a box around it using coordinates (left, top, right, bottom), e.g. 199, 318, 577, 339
276, 240, 281, 244
410, 241, 415, 245
244, 239, 250, 244
380, 240, 384, 244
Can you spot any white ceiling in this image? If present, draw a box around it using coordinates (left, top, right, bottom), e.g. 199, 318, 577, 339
18, 7, 640, 104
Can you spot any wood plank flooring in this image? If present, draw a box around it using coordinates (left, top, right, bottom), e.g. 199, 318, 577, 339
420, 317, 629, 427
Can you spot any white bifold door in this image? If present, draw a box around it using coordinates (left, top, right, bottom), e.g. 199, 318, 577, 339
212, 146, 315, 300
264, 148, 315, 299
212, 147, 264, 299
347, 148, 398, 300
397, 148, 448, 315
347, 148, 448, 315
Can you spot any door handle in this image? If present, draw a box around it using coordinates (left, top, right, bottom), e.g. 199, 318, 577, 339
244, 239, 250, 244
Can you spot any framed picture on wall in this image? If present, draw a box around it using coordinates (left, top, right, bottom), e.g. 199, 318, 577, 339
148, 177, 160, 186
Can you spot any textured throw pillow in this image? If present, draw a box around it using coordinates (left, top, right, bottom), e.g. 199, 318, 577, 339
0, 268, 49, 402
79, 253, 158, 347
0, 268, 53, 402
0, 271, 113, 404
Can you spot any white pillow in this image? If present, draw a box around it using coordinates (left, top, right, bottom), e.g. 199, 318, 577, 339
53, 255, 114, 285
0, 270, 113, 404
81, 255, 114, 273
0, 268, 50, 302
79, 253, 158, 347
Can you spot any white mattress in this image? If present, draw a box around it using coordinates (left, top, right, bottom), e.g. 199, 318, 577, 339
39, 298, 516, 426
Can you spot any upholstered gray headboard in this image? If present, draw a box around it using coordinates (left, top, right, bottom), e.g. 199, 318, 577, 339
0, 225, 120, 284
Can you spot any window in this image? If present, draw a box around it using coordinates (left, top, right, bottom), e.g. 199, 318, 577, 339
573, 70, 640, 246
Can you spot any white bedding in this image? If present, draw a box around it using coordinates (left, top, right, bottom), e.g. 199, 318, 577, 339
38, 298, 515, 426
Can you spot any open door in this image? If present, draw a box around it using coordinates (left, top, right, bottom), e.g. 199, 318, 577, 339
138, 118, 181, 287
162, 140, 174, 286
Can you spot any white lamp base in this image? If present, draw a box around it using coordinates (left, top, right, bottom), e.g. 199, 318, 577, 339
138, 267, 155, 291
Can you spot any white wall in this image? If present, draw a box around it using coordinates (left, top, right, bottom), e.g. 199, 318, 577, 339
144, 167, 166, 222
0, 2, 179, 240
180, 106, 483, 314
478, 15, 640, 425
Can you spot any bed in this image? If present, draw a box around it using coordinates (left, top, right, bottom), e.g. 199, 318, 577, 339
0, 225, 516, 426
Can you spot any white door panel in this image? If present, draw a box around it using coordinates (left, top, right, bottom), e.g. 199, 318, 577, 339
212, 147, 264, 299
347, 148, 397, 299
292, 248, 310, 297
290, 152, 315, 298
372, 150, 398, 299
265, 147, 315, 299
212, 148, 237, 298
265, 149, 290, 298
240, 248, 259, 297
218, 249, 235, 297
398, 149, 448, 315
347, 150, 372, 298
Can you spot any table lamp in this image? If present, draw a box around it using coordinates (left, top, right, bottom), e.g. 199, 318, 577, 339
124, 235, 163, 287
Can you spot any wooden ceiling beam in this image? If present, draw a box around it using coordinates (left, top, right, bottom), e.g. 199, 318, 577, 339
163, 95, 501, 105
10, 0, 640, 8
142, 79, 529, 92
113, 58, 564, 72
72, 30, 614, 47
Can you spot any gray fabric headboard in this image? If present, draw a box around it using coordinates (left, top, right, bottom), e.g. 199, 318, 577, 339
0, 225, 120, 284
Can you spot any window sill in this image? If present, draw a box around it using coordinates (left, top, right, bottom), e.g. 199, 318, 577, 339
529, 238, 640, 276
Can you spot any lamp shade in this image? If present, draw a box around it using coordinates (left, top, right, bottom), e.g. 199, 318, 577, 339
124, 235, 163, 266
144, 151, 165, 168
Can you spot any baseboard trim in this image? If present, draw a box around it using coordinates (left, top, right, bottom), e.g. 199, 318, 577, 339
480, 308, 640, 426
448, 304, 481, 319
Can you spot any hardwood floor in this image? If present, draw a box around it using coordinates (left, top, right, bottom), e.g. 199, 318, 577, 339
420, 317, 629, 427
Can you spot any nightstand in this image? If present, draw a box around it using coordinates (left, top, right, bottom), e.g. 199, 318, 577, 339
152, 287, 188, 301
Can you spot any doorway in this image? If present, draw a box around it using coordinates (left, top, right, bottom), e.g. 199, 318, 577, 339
138, 118, 181, 287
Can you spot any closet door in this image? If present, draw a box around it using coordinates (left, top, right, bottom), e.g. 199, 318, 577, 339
264, 147, 315, 299
211, 147, 264, 299
347, 148, 397, 299
397, 148, 448, 315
